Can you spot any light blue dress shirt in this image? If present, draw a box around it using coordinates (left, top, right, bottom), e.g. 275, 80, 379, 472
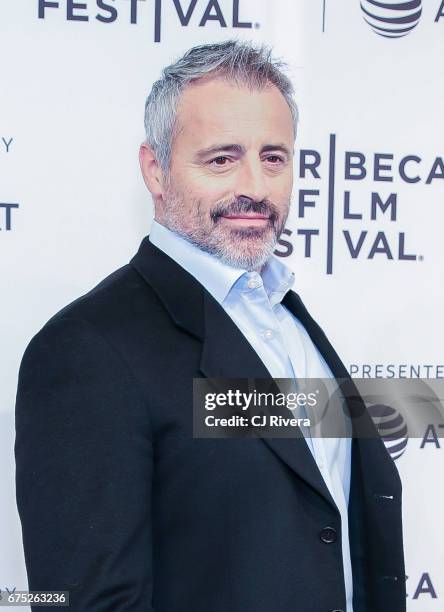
149, 220, 353, 612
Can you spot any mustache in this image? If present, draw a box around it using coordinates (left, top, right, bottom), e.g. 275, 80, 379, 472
210, 197, 280, 224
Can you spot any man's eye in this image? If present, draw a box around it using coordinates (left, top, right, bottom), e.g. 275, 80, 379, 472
210, 156, 230, 166
265, 155, 284, 164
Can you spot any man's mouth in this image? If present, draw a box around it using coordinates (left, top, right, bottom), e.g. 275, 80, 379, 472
221, 214, 269, 219
219, 213, 271, 226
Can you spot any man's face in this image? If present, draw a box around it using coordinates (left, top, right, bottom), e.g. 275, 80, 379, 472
160, 77, 294, 270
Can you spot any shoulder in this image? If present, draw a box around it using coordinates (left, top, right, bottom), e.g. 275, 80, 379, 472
20, 261, 167, 370
47, 263, 157, 329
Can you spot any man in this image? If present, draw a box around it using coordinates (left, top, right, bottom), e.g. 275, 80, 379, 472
15, 40, 405, 611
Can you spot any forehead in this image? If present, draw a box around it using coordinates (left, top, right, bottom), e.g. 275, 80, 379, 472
173, 78, 294, 149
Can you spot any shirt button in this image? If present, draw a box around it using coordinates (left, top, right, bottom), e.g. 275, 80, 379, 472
263, 329, 274, 340
317, 460, 324, 471
248, 278, 260, 289
320, 526, 337, 544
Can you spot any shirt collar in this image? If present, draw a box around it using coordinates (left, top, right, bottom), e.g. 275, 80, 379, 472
149, 220, 244, 305
261, 256, 296, 307
148, 220, 295, 307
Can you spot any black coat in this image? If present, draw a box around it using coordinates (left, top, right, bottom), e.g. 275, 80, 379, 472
15, 237, 406, 612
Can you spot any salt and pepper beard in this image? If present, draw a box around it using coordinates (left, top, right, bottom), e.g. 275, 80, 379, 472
161, 181, 290, 271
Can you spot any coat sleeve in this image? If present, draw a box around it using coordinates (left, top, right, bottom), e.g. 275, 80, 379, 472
15, 316, 154, 611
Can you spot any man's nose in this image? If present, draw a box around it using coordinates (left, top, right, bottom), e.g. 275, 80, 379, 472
234, 158, 269, 203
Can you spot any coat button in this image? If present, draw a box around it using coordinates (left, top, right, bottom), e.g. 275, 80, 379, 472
320, 526, 337, 543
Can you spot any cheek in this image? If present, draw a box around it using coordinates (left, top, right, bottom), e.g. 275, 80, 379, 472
191, 169, 234, 198
273, 173, 293, 204
271, 187, 292, 208
178, 171, 233, 205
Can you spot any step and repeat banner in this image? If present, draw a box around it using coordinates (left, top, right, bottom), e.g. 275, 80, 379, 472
1, 0, 443, 608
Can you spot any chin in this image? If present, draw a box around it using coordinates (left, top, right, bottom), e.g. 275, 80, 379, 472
219, 239, 276, 271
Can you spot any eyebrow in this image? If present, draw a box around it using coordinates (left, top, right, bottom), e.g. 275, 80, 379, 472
261, 143, 293, 158
194, 143, 293, 162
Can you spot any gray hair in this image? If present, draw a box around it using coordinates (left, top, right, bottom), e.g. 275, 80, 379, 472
143, 39, 298, 173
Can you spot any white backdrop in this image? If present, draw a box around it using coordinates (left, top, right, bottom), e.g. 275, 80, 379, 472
1, 0, 443, 608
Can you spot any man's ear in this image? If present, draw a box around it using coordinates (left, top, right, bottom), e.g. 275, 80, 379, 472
139, 143, 165, 202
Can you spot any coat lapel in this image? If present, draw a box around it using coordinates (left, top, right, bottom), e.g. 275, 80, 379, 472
200, 290, 338, 510
283, 290, 402, 495
130, 236, 204, 341
131, 238, 338, 510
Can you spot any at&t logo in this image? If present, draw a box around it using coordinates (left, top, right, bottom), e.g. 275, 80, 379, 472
367, 404, 408, 460
360, 0, 422, 38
